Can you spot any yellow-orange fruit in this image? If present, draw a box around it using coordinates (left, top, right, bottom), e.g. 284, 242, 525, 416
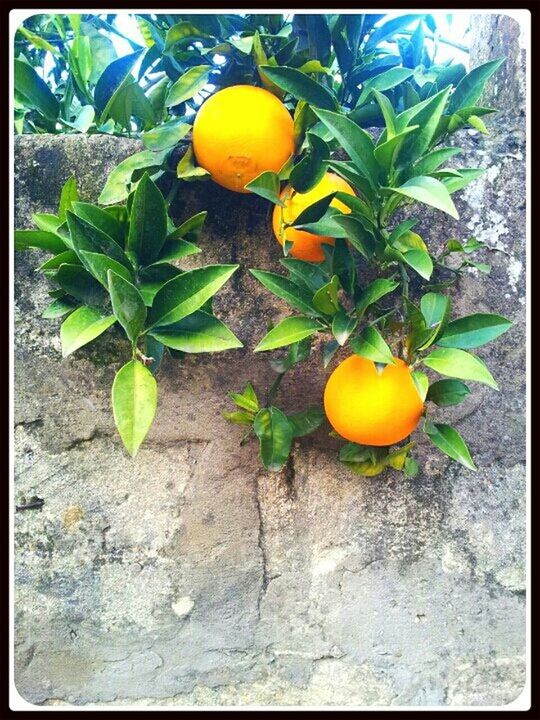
272, 172, 355, 262
192, 85, 294, 193
324, 355, 424, 447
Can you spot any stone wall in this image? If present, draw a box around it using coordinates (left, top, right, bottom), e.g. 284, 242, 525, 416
13, 14, 526, 707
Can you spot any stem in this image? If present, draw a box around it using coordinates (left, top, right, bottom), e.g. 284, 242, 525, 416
399, 263, 409, 301
266, 371, 286, 406
399, 264, 410, 363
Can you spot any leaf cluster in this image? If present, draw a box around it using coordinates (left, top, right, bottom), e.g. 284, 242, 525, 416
16, 174, 241, 455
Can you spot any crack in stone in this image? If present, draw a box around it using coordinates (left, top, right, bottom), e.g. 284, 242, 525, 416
253, 475, 269, 622
64, 429, 110, 450
14, 418, 44, 431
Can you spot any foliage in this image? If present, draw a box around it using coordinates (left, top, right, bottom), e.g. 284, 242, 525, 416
225, 53, 510, 475
16, 13, 474, 202
15, 175, 241, 455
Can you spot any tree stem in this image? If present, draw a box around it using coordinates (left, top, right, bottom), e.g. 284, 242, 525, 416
399, 263, 409, 301
266, 372, 286, 406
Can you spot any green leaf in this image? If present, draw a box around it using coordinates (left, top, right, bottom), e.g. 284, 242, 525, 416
17, 25, 58, 53
164, 21, 213, 55
60, 306, 116, 357
254, 316, 323, 352
291, 192, 337, 227
223, 410, 254, 426
38, 250, 80, 274
244, 171, 283, 204
14, 58, 59, 120
253, 407, 294, 471
467, 115, 489, 134
142, 119, 191, 151
412, 147, 462, 176
149, 310, 242, 353
332, 237, 356, 296
422, 347, 498, 389
374, 126, 419, 171
442, 169, 485, 194
127, 172, 168, 266
313, 108, 379, 186
287, 406, 325, 437
372, 89, 397, 136
42, 297, 77, 319
32, 213, 61, 233
402, 249, 433, 281
94, 49, 144, 114
144, 334, 164, 375
15, 230, 66, 254
404, 456, 419, 477
66, 212, 131, 270
427, 379, 471, 407
99, 149, 169, 205
148, 264, 238, 328
357, 67, 414, 105
356, 278, 399, 316
168, 211, 207, 243
250, 269, 320, 317
112, 359, 157, 457
333, 215, 375, 258
350, 326, 395, 365
323, 338, 340, 368
150, 237, 201, 265
138, 264, 182, 306
107, 270, 146, 344
447, 58, 504, 114
258, 65, 337, 110
420, 292, 450, 330
56, 264, 105, 305
289, 133, 329, 193
365, 14, 423, 50
399, 86, 452, 162
436, 313, 512, 349
58, 177, 79, 222
332, 310, 357, 346
411, 370, 429, 402
228, 383, 259, 413
72, 202, 125, 246
312, 274, 340, 316
79, 251, 133, 288
424, 421, 476, 471
177, 144, 210, 181
165, 65, 212, 107
280, 258, 329, 293
389, 176, 458, 219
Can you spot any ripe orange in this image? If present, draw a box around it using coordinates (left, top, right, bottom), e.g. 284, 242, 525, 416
272, 172, 355, 262
324, 355, 424, 447
192, 85, 294, 193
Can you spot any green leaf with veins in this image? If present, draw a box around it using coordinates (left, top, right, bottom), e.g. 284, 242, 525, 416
254, 406, 294, 471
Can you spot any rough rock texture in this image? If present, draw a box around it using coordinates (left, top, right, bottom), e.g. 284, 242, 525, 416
14, 15, 526, 707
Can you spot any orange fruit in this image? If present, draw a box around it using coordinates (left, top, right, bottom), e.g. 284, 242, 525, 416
324, 355, 424, 447
192, 85, 294, 193
272, 172, 355, 262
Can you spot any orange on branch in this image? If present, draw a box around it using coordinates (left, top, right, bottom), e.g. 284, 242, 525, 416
192, 85, 294, 193
272, 172, 355, 262
324, 355, 424, 447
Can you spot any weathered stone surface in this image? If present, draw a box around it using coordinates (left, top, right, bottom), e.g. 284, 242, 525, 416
14, 16, 526, 707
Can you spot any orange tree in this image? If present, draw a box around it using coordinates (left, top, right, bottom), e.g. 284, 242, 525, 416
15, 12, 471, 203
15, 13, 467, 138
15, 175, 241, 455
224, 56, 512, 476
